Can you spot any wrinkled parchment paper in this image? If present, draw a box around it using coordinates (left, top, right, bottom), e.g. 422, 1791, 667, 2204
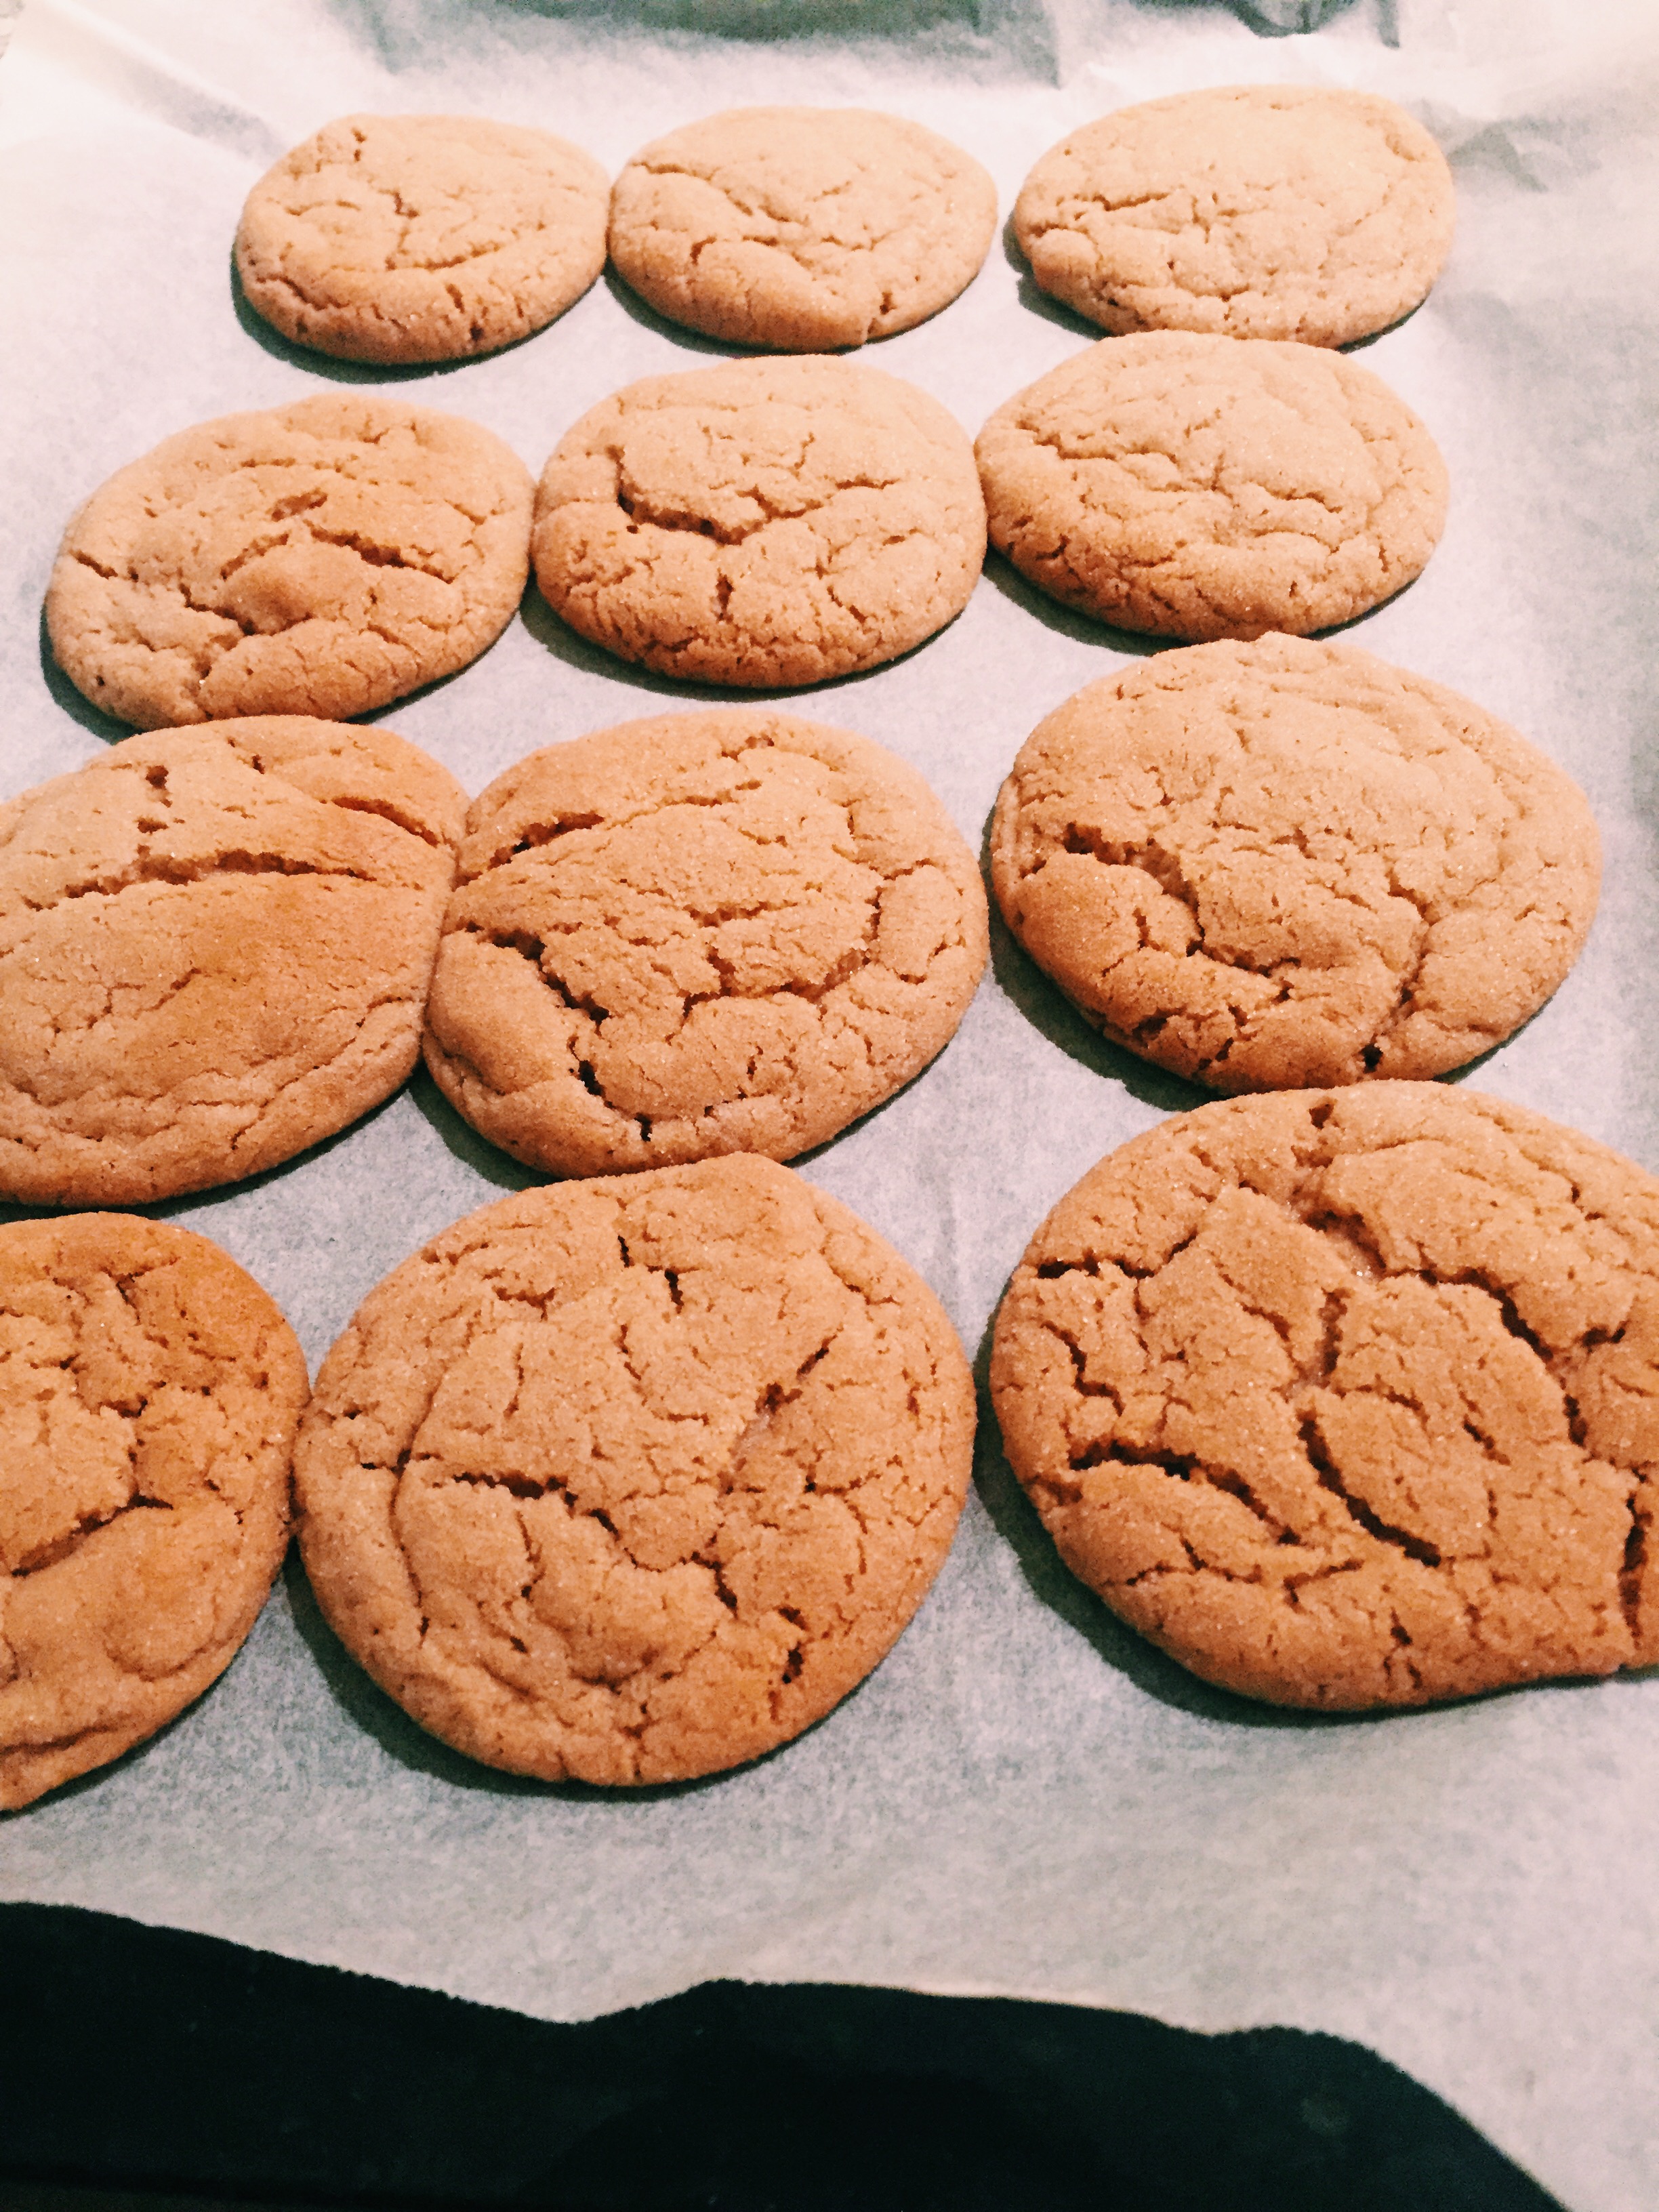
3, 3, 1657, 2205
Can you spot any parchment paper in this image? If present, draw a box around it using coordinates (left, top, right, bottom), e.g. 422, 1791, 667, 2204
3, 3, 1657, 2205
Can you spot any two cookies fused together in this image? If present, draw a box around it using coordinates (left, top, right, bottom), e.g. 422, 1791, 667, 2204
0, 1160, 977, 1810
45, 371, 987, 720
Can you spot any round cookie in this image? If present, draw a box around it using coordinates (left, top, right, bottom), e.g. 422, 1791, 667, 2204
236, 114, 609, 365
295, 1155, 977, 1785
47, 395, 534, 729
991, 1086, 1659, 1711
608, 105, 998, 351
991, 636, 1601, 1092
532, 354, 985, 687
1015, 85, 1455, 348
0, 1213, 307, 1810
424, 709, 988, 1175
0, 717, 466, 1206
975, 331, 1448, 641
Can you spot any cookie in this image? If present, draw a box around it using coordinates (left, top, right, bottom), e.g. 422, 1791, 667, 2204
0, 717, 466, 1207
236, 113, 609, 365
609, 106, 998, 351
975, 332, 1448, 640
295, 1155, 976, 1784
46, 395, 535, 729
991, 636, 1600, 1091
991, 1086, 1659, 1711
531, 354, 985, 687
1015, 85, 1455, 348
423, 708, 988, 1175
0, 1214, 307, 1810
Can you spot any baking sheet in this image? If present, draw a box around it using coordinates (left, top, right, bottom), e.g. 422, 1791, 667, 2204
2, 2, 1657, 2206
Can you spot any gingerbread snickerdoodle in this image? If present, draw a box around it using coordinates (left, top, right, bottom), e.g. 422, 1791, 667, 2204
1015, 85, 1455, 348
424, 708, 988, 1176
992, 1087, 1659, 1710
991, 636, 1599, 1091
296, 1156, 976, 1783
0, 1214, 306, 1810
0, 718, 466, 1206
47, 395, 534, 728
609, 105, 997, 350
531, 354, 985, 686
975, 332, 1447, 640
236, 113, 609, 365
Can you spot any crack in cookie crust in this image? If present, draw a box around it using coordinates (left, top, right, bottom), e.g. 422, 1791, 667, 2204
991, 637, 1600, 1091
295, 1156, 976, 1784
1015, 86, 1455, 348
422, 708, 988, 1176
991, 1086, 1659, 1709
609, 106, 997, 351
532, 356, 986, 687
46, 396, 534, 729
975, 331, 1447, 642
0, 1214, 306, 1810
0, 718, 466, 1207
236, 114, 609, 366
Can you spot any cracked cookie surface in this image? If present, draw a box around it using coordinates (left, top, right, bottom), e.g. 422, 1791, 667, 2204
424, 708, 988, 1176
976, 331, 1447, 640
991, 1086, 1659, 1709
295, 1155, 976, 1784
47, 395, 535, 729
1015, 85, 1454, 348
236, 113, 610, 365
609, 105, 997, 351
0, 1213, 306, 1810
0, 717, 466, 1206
991, 637, 1600, 1092
531, 355, 986, 687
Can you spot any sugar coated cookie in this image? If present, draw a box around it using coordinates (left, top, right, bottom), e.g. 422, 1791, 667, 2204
424, 709, 988, 1175
609, 105, 998, 350
991, 637, 1600, 1090
992, 1087, 1659, 1710
532, 355, 985, 686
0, 1214, 306, 1809
1015, 85, 1455, 347
296, 1156, 976, 1784
236, 114, 610, 365
47, 396, 534, 729
976, 332, 1447, 640
0, 718, 466, 1206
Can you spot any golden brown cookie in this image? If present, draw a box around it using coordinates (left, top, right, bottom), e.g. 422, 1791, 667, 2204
235, 113, 609, 365
424, 708, 988, 1176
991, 637, 1601, 1091
1015, 86, 1455, 348
0, 1213, 307, 1811
531, 355, 985, 686
609, 106, 998, 350
295, 1155, 976, 1784
991, 1086, 1659, 1711
976, 332, 1448, 640
0, 718, 466, 1206
46, 396, 535, 729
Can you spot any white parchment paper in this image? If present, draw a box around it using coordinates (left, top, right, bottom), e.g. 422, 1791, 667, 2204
2, 3, 1657, 2205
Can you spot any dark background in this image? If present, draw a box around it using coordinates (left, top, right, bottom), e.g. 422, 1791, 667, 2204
0, 1902, 1563, 2212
